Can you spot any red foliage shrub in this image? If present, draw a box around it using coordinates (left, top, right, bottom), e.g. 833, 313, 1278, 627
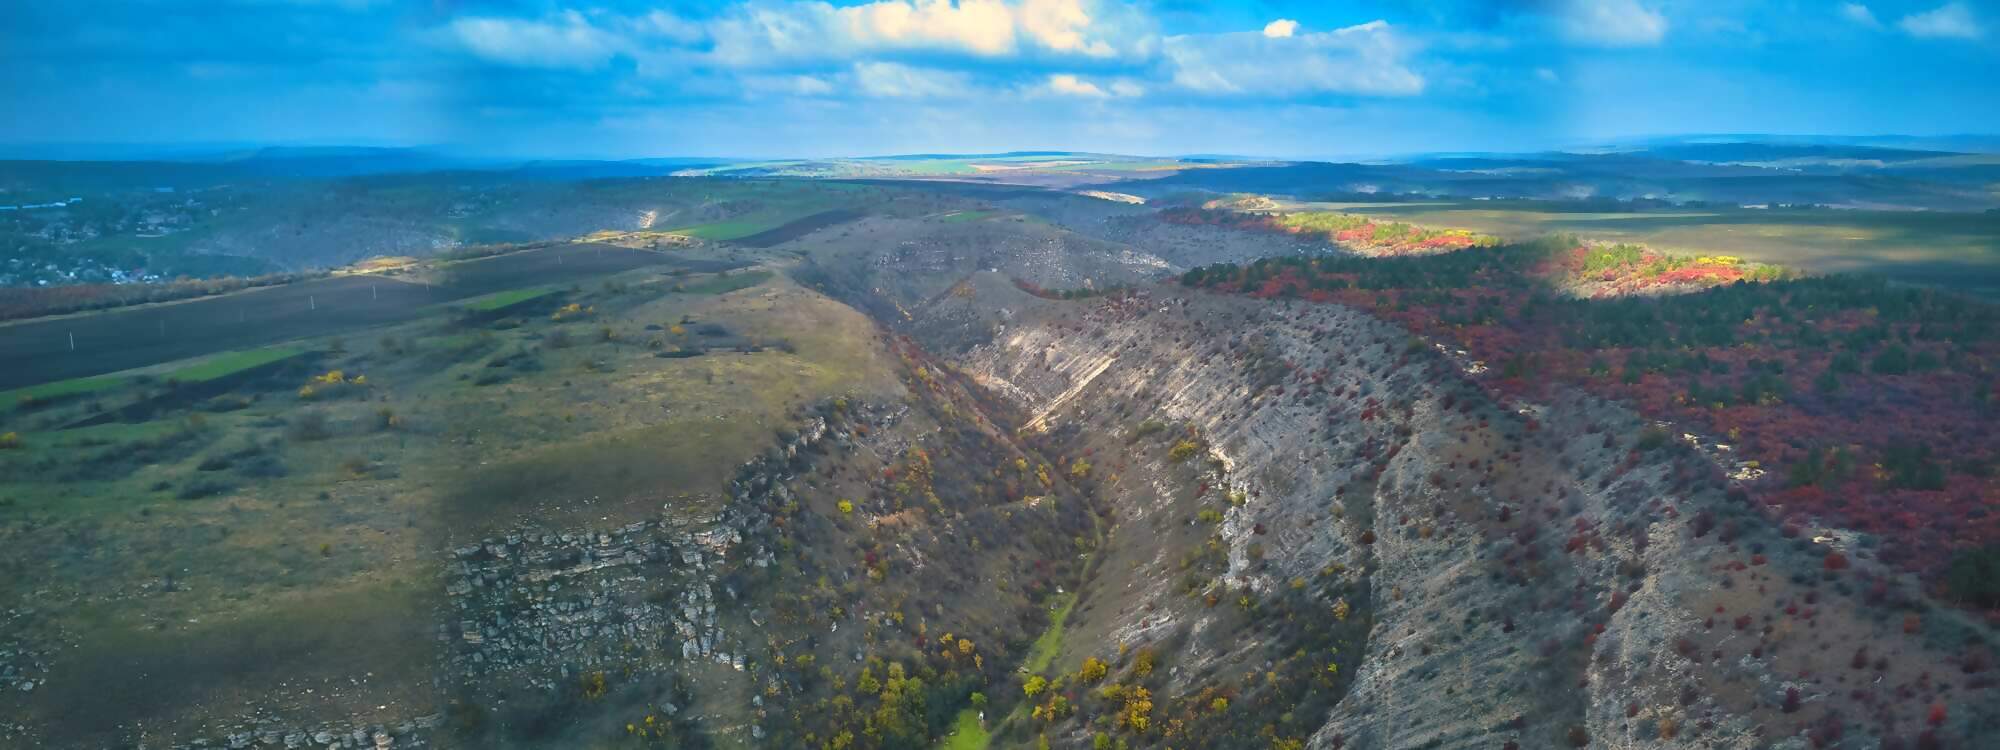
1187, 244, 2000, 601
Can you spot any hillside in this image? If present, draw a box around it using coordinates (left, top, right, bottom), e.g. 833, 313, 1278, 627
960, 287, 1996, 748
0, 176, 1995, 750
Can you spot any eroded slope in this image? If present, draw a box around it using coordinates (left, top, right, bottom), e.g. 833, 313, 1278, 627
959, 289, 1996, 749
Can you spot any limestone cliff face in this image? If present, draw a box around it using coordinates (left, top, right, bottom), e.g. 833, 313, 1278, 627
959, 289, 1994, 749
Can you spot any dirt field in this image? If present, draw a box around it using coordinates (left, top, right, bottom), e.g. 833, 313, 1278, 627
0, 245, 738, 390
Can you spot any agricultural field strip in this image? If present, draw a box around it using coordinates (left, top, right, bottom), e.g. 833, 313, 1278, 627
0, 244, 686, 391
1, 346, 308, 406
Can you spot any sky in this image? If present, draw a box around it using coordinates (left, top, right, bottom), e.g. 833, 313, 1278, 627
1, 0, 1995, 160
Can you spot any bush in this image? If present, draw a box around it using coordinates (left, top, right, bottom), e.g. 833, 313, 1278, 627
1882, 443, 1946, 490
1131, 420, 1167, 442
287, 410, 332, 441
1635, 427, 1671, 452
202, 394, 254, 413
235, 454, 288, 479
1944, 546, 2000, 608
1872, 345, 1911, 375
177, 477, 234, 500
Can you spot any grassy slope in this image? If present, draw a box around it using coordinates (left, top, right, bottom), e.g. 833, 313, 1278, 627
1022, 593, 1077, 674
436, 270, 901, 533
0, 256, 904, 744
938, 709, 991, 750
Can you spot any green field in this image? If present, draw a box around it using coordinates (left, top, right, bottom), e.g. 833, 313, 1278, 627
1023, 593, 1077, 674
2, 373, 128, 406
3, 346, 307, 404
457, 287, 556, 312
653, 179, 876, 241
166, 346, 308, 383
1292, 199, 2000, 293
937, 708, 990, 750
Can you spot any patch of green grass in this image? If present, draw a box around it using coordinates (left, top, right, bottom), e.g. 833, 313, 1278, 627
458, 286, 557, 312
937, 708, 990, 750
678, 270, 773, 295
166, 347, 308, 383
2, 374, 128, 407
1023, 593, 1077, 674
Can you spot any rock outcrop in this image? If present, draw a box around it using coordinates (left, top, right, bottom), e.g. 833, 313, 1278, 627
962, 288, 1997, 749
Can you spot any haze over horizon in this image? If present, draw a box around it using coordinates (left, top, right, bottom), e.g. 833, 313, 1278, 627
5, 1, 1997, 161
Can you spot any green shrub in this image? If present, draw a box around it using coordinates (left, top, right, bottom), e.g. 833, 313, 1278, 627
1945, 546, 2000, 608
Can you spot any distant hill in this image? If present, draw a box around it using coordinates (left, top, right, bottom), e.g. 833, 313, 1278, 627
1600, 133, 2000, 154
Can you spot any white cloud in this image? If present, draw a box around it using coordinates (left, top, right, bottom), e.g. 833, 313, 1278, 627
1018, 0, 1114, 55
1555, 0, 1667, 47
1039, 73, 1142, 98
1262, 19, 1298, 39
448, 11, 622, 70
1535, 67, 1560, 83
1164, 20, 1423, 97
1840, 3, 1883, 29
703, 0, 1132, 67
1046, 73, 1107, 97
840, 0, 1016, 55
852, 61, 971, 98
742, 73, 837, 97
1899, 2, 1984, 39
637, 10, 707, 45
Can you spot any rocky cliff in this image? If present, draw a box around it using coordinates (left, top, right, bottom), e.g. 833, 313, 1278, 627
959, 288, 1996, 749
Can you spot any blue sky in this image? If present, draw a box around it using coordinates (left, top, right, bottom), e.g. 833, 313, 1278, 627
1, 1, 1994, 159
